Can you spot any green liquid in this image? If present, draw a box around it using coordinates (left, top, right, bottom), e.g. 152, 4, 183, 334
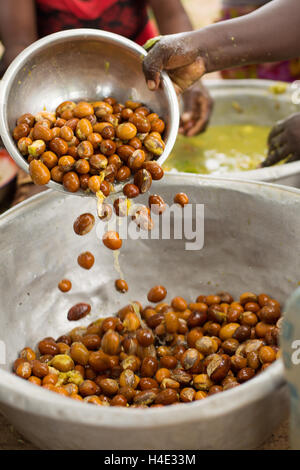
163, 124, 270, 175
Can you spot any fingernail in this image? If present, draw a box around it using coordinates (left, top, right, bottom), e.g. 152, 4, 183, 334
148, 80, 156, 91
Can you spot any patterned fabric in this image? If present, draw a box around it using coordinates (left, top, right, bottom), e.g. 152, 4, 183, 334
35, 0, 158, 45
220, 4, 300, 81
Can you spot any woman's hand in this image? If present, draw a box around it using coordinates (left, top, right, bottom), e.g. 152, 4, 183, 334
179, 82, 213, 136
143, 33, 207, 92
262, 113, 300, 166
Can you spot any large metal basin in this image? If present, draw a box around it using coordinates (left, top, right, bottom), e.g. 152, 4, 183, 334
204, 79, 300, 186
0, 173, 298, 449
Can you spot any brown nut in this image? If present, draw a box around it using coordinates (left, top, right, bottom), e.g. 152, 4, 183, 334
73, 213, 95, 236
207, 355, 230, 383
134, 169, 152, 193
67, 303, 91, 321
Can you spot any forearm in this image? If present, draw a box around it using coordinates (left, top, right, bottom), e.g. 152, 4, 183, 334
0, 0, 37, 54
195, 0, 300, 73
149, 0, 192, 34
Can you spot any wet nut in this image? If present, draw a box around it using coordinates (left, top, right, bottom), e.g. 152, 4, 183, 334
133, 168, 152, 193
119, 369, 139, 389
101, 330, 121, 355
17, 137, 32, 156
161, 378, 180, 390
87, 132, 102, 149
155, 388, 178, 405
233, 325, 251, 342
131, 206, 153, 231
50, 354, 74, 372
33, 123, 53, 141
116, 122, 137, 140
63, 171, 80, 192
79, 379, 99, 397
99, 378, 119, 396
121, 355, 141, 372
231, 355, 248, 372
111, 395, 128, 407
149, 194, 167, 214
174, 192, 189, 207
77, 252, 95, 270
208, 305, 227, 323
58, 155, 75, 172
115, 279, 129, 293
117, 144, 134, 162
114, 198, 129, 217
217, 292, 234, 304
29, 160, 51, 185
237, 367, 255, 383
259, 346, 276, 363
219, 323, 240, 341
77, 141, 94, 158
207, 355, 230, 383
181, 348, 201, 370
73, 213, 95, 236
164, 311, 179, 333
19, 347, 36, 361
247, 351, 260, 369
128, 149, 145, 171
240, 311, 258, 326
134, 390, 157, 405
260, 305, 281, 324
41, 151, 58, 170
123, 183, 140, 199
75, 159, 90, 174
100, 139, 117, 156
147, 285, 167, 303
116, 165, 131, 182
136, 328, 154, 347
103, 231, 122, 250
141, 357, 158, 377
13, 123, 30, 141
17, 113, 35, 127
222, 338, 239, 356
38, 338, 59, 356
76, 118, 93, 140
28, 140, 47, 158
255, 321, 273, 338
123, 312, 140, 332
144, 134, 164, 156
240, 292, 258, 305
187, 311, 207, 328
51, 166, 64, 183
16, 361, 32, 379
49, 137, 68, 156
87, 175, 101, 193
195, 336, 218, 356
143, 161, 164, 181
67, 303, 91, 321
193, 374, 213, 391
58, 279, 72, 292
73, 102, 94, 119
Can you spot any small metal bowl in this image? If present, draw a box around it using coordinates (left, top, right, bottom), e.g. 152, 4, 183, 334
0, 29, 179, 196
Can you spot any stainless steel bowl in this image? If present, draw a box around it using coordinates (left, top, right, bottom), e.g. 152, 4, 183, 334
0, 173, 296, 449
170, 79, 300, 186
204, 79, 300, 186
0, 29, 179, 196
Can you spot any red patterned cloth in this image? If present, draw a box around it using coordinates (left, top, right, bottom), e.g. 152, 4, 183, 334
35, 0, 158, 45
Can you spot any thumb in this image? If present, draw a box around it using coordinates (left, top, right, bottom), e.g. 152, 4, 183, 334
143, 43, 168, 91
